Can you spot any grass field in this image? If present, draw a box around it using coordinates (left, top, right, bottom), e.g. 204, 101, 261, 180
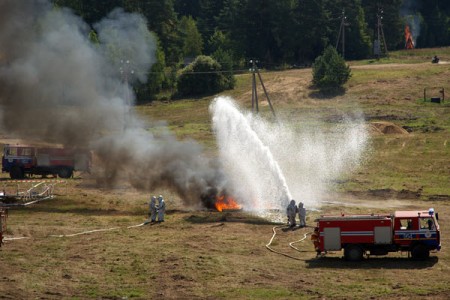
1, 48, 450, 299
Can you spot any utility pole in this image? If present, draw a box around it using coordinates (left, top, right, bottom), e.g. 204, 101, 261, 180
374, 7, 388, 58
336, 9, 348, 59
119, 59, 134, 129
250, 60, 276, 118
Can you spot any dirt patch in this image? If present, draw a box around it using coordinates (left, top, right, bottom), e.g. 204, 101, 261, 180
365, 113, 418, 121
370, 121, 409, 135
428, 194, 450, 201
349, 188, 422, 199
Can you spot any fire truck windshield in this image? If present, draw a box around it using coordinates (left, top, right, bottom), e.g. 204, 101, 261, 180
420, 218, 435, 230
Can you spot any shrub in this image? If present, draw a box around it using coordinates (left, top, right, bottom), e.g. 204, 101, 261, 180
312, 46, 351, 91
176, 55, 233, 97
212, 48, 235, 90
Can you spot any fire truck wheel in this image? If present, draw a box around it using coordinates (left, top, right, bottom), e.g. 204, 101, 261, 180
10, 166, 24, 179
411, 244, 429, 260
344, 245, 364, 261
58, 168, 73, 179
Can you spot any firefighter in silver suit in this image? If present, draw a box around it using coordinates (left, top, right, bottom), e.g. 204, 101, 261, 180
149, 196, 157, 222
157, 195, 165, 222
286, 199, 297, 228
298, 202, 306, 228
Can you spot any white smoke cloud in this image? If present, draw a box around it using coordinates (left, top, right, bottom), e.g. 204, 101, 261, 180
94, 8, 156, 85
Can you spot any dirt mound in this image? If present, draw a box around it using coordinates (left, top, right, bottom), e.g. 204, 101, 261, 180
370, 121, 409, 135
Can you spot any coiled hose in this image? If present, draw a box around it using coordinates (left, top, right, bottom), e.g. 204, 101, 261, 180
265, 225, 314, 260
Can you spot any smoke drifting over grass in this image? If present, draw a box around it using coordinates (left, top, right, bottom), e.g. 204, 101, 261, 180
0, 1, 225, 205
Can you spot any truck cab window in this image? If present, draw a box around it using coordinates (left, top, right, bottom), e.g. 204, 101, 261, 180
400, 219, 413, 230
7, 148, 17, 156
421, 218, 434, 230
21, 148, 32, 156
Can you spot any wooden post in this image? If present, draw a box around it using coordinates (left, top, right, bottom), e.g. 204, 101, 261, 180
250, 60, 276, 118
256, 69, 276, 118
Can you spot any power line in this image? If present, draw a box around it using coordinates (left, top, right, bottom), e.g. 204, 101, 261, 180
374, 6, 388, 58
146, 69, 248, 75
335, 9, 349, 60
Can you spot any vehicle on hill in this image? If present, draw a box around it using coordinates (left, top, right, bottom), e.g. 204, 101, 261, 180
2, 144, 91, 179
313, 208, 440, 261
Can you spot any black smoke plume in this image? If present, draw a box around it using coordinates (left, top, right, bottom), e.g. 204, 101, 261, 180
0, 1, 226, 206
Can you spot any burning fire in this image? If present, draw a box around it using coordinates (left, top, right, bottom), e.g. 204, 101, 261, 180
215, 195, 242, 212
405, 25, 414, 49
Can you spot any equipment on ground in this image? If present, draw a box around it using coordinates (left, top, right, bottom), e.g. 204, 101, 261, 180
424, 87, 445, 103
314, 208, 440, 261
0, 181, 59, 206
2, 144, 91, 179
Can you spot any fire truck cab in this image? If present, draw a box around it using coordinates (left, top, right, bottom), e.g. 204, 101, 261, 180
314, 208, 440, 261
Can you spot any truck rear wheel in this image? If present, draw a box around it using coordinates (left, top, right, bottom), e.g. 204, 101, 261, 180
344, 245, 364, 261
10, 166, 24, 179
58, 167, 73, 179
411, 244, 429, 260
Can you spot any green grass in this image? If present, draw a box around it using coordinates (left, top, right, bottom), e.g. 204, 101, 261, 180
134, 47, 450, 199
216, 287, 300, 299
2, 47, 450, 299
350, 46, 450, 65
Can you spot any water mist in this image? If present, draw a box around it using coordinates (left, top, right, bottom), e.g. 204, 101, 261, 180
210, 97, 368, 219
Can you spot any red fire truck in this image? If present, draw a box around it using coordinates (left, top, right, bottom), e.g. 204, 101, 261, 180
0, 208, 7, 247
2, 144, 91, 179
313, 208, 440, 261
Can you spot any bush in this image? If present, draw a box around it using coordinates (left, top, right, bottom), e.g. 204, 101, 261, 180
176, 55, 233, 97
312, 46, 351, 91
212, 49, 236, 90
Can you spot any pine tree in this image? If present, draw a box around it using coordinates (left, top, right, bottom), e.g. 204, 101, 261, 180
178, 16, 203, 58
312, 46, 351, 91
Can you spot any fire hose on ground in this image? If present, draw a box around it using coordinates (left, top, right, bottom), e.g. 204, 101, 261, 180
265, 225, 314, 260
49, 221, 149, 238
1, 181, 151, 242
3, 221, 149, 242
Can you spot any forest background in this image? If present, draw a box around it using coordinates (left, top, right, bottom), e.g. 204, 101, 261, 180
53, 0, 450, 100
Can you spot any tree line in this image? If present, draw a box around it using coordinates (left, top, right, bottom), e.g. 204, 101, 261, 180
53, 0, 450, 100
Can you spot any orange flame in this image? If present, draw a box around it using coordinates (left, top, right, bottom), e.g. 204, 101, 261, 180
214, 195, 242, 212
405, 25, 414, 49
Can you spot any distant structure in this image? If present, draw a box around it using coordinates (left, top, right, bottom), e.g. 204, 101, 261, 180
374, 7, 388, 57
336, 9, 349, 59
249, 59, 276, 118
